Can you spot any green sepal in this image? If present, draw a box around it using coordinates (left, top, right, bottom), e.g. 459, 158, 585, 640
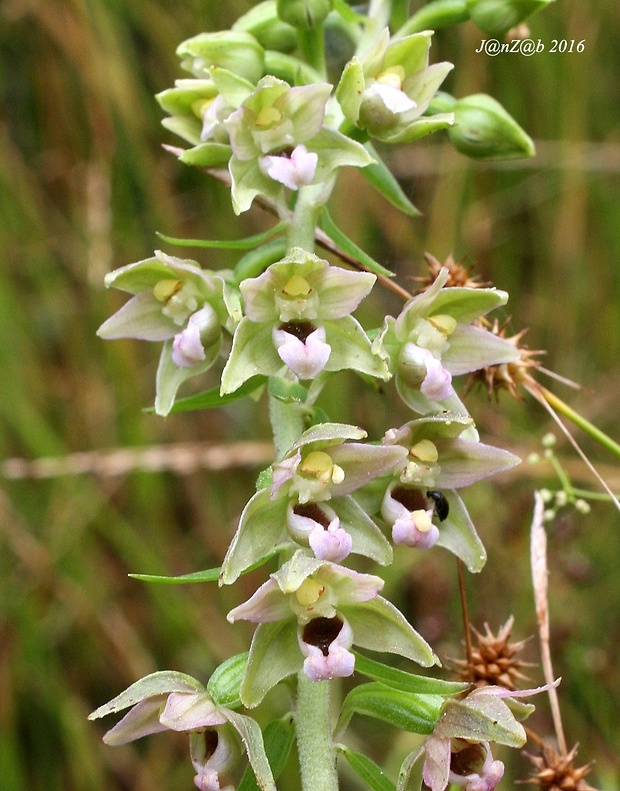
435, 491, 487, 573
335, 57, 365, 122
331, 496, 393, 566
219, 488, 289, 585
324, 316, 391, 380
223, 710, 277, 791
429, 284, 508, 322
161, 115, 203, 146
88, 671, 204, 720
155, 337, 221, 417
380, 112, 454, 144
163, 375, 267, 413
179, 141, 233, 168
341, 596, 437, 667
207, 652, 249, 709
157, 222, 287, 251
241, 618, 301, 708
221, 320, 283, 395
338, 745, 396, 791
353, 653, 470, 696
336, 682, 443, 738
436, 692, 527, 747
176, 30, 265, 84
319, 208, 395, 278
238, 715, 296, 791
361, 142, 421, 217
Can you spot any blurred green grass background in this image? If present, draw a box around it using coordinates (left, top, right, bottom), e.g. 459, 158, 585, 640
0, 0, 619, 788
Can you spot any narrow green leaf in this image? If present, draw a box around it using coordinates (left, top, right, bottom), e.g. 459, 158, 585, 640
156, 222, 287, 251
130, 550, 279, 585
361, 143, 421, 217
338, 745, 396, 791
337, 682, 443, 738
354, 653, 469, 696
129, 568, 220, 584
319, 208, 395, 278
238, 715, 296, 791
164, 375, 267, 413
207, 652, 249, 709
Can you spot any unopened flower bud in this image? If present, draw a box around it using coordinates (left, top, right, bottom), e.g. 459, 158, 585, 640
233, 0, 298, 52
467, 0, 555, 37
277, 0, 334, 29
448, 94, 535, 161
176, 30, 265, 83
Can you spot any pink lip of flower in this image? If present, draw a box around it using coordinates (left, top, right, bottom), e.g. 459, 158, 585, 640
259, 144, 318, 189
392, 514, 440, 549
401, 343, 454, 400
308, 521, 353, 562
272, 325, 331, 379
171, 305, 220, 368
299, 616, 356, 682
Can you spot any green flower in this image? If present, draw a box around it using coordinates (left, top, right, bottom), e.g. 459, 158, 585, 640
225, 76, 372, 212
336, 29, 454, 143
373, 267, 519, 414
97, 251, 241, 415
221, 248, 388, 393
227, 551, 436, 706
220, 422, 406, 583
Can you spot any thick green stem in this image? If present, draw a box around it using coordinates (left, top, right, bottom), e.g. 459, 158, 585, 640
296, 672, 339, 791
287, 184, 324, 252
269, 392, 305, 459
298, 26, 326, 78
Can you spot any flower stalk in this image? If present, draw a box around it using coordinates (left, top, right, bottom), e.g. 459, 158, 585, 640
296, 672, 339, 791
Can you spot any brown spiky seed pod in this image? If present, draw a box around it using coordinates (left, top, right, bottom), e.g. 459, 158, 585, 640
452, 616, 535, 690
465, 318, 545, 401
414, 252, 489, 291
524, 743, 598, 791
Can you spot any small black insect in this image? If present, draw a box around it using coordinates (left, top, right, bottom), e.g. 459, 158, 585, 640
426, 490, 449, 521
